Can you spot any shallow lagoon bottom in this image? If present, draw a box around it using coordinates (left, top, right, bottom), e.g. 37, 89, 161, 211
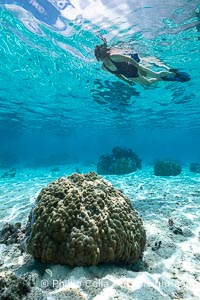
0, 165, 200, 299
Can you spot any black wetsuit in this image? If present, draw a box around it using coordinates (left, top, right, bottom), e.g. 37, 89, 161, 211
103, 56, 139, 78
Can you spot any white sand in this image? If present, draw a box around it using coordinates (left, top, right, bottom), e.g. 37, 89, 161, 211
0, 165, 200, 299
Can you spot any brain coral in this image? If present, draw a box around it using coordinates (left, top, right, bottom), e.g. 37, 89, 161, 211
26, 172, 146, 266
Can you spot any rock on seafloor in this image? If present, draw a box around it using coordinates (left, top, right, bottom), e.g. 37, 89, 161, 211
154, 160, 181, 176
190, 162, 200, 173
97, 146, 142, 175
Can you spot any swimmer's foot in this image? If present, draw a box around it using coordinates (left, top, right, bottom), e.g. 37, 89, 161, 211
161, 69, 191, 82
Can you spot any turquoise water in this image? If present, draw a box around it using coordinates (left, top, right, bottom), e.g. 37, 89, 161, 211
0, 0, 200, 166
0, 3, 200, 298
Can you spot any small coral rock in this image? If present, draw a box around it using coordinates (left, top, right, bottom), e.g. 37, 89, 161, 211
0, 222, 22, 245
0, 271, 30, 300
154, 161, 181, 176
26, 172, 146, 266
97, 147, 142, 175
190, 163, 200, 173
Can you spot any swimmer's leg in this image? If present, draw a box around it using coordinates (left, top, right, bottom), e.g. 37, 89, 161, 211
139, 66, 175, 79
142, 56, 170, 69
130, 76, 159, 86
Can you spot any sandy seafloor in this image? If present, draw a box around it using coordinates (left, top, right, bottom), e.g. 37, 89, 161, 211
0, 164, 200, 300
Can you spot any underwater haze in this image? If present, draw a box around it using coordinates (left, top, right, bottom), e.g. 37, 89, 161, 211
0, 0, 200, 167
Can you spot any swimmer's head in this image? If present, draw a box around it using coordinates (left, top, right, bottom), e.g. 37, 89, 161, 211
94, 44, 108, 61
94, 42, 109, 61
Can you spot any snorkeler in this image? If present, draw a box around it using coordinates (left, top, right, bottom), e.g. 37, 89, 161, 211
94, 39, 190, 86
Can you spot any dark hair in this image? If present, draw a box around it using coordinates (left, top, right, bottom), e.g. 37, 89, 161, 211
94, 43, 109, 61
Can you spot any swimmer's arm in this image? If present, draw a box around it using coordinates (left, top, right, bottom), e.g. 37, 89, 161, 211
115, 74, 154, 86
114, 74, 133, 85
102, 64, 107, 71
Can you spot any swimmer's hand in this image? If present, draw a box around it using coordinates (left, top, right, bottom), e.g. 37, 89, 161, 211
115, 74, 134, 85
127, 80, 135, 86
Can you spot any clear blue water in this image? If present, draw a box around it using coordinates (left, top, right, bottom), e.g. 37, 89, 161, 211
0, 0, 200, 167
0, 4, 200, 297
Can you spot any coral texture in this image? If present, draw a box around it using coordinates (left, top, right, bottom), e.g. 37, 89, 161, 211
0, 222, 23, 245
97, 146, 142, 175
26, 172, 146, 266
154, 161, 181, 176
0, 271, 30, 300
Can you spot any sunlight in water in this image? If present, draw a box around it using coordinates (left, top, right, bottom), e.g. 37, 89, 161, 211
0, 3, 200, 300
0, 0, 199, 160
